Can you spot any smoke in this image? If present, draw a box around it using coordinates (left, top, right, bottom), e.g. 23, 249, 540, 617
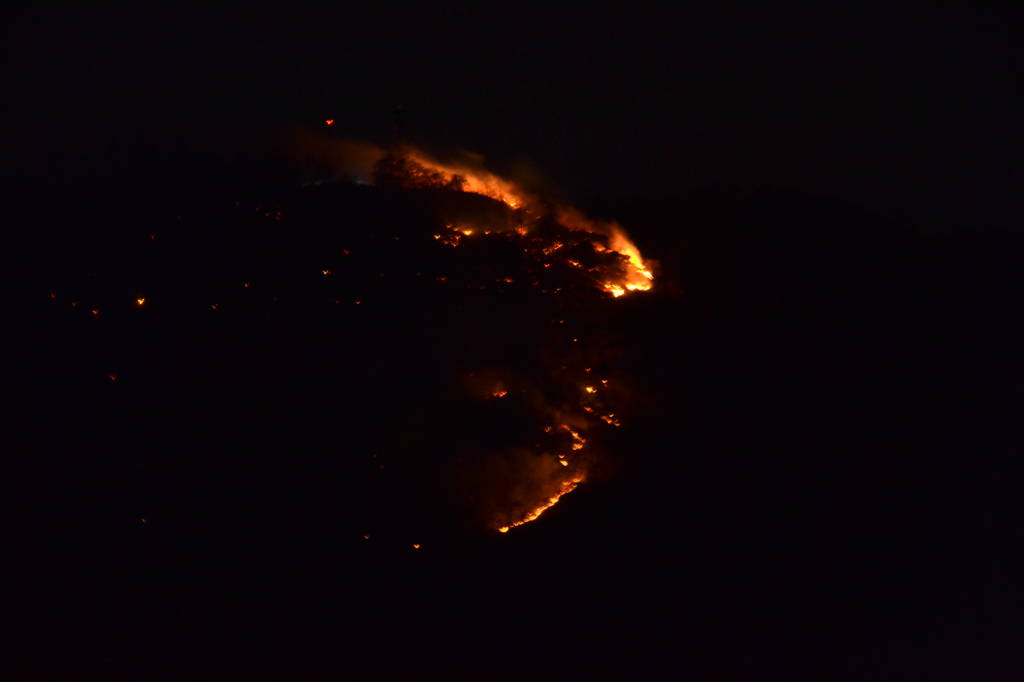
287, 130, 385, 183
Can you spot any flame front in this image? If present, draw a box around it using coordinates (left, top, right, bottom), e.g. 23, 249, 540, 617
359, 143, 654, 532
378, 147, 655, 299
498, 476, 585, 533
404, 150, 528, 210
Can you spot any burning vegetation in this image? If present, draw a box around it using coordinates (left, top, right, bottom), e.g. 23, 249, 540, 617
49, 136, 656, 539
365, 146, 653, 532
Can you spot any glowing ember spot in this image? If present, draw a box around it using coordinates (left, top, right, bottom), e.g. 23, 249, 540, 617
321, 269, 331, 276
491, 388, 508, 398
325, 119, 335, 126
412, 543, 421, 549
600, 414, 622, 427
90, 308, 100, 318
584, 386, 596, 394
460, 229, 474, 236
210, 303, 218, 311
559, 459, 569, 467
242, 282, 251, 288
135, 297, 145, 306
498, 476, 585, 533
107, 374, 118, 382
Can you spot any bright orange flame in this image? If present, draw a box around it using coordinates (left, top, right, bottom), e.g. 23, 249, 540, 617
405, 150, 527, 210
384, 148, 654, 298
498, 476, 584, 533
325, 119, 335, 126
135, 297, 145, 306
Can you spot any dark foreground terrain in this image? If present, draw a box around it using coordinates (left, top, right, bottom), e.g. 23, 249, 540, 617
8, 162, 1021, 679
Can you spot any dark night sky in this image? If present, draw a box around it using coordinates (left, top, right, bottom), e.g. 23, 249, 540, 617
4, 5, 1019, 229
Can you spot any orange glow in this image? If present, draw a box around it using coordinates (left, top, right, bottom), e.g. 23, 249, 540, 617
412, 543, 421, 549
584, 386, 596, 394
135, 297, 145, 306
600, 414, 622, 427
325, 119, 335, 126
405, 150, 527, 210
498, 476, 584, 533
321, 269, 331, 276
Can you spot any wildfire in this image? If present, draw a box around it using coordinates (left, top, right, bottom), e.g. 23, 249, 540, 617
498, 475, 585, 533
404, 149, 527, 210
374, 147, 654, 299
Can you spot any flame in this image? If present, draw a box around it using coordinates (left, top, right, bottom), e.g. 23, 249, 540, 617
376, 147, 654, 298
325, 119, 335, 126
404, 150, 527, 210
498, 475, 585, 533
135, 297, 145, 306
